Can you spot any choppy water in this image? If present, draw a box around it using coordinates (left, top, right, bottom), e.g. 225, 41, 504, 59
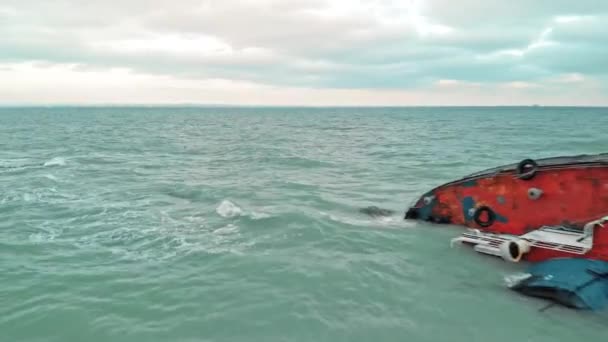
2, 107, 608, 342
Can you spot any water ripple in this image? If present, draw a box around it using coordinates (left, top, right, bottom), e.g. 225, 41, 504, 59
2, 107, 608, 341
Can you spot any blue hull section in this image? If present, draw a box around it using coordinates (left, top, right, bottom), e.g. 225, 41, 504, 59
510, 258, 608, 310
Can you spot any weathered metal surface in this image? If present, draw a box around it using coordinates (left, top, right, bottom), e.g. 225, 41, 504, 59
405, 154, 608, 238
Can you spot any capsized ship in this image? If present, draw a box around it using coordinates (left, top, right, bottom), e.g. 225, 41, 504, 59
405, 153, 608, 234
405, 153, 608, 262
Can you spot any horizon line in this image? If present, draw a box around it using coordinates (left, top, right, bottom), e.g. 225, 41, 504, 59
1, 104, 607, 108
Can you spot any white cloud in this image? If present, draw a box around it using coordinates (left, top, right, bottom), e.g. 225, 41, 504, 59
90, 34, 280, 67
1, 0, 607, 104
503, 81, 539, 89
0, 6, 18, 17
479, 27, 556, 59
436, 79, 481, 87
2, 61, 607, 106
92, 34, 233, 57
554, 15, 594, 24
555, 73, 585, 83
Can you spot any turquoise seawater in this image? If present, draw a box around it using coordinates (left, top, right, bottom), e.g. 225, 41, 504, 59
2, 107, 608, 341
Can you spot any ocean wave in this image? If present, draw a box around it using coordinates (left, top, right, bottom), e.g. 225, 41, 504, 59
320, 211, 404, 228
250, 211, 271, 220
213, 224, 240, 235
28, 232, 57, 244
215, 200, 274, 221
216, 200, 243, 218
0, 160, 43, 174
43, 157, 67, 167
164, 186, 206, 202
43, 174, 58, 181
22, 193, 36, 202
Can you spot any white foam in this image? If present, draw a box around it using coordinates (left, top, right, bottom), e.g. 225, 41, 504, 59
213, 224, 240, 235
183, 215, 206, 224
43, 157, 66, 167
322, 211, 403, 228
216, 200, 243, 218
43, 174, 58, 181
503, 273, 532, 288
378, 216, 400, 224
250, 211, 271, 220
29, 231, 57, 243
29, 233, 52, 243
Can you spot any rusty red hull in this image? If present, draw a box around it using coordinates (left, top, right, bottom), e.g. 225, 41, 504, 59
405, 154, 608, 235
405, 154, 608, 261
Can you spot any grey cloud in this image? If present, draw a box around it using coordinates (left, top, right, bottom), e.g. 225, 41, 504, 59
425, 0, 604, 27
1, 0, 608, 90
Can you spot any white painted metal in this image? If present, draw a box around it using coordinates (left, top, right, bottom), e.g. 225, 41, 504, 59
450, 216, 608, 258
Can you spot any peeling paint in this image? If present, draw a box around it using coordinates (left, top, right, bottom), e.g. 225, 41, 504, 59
405, 154, 608, 235
462, 196, 475, 221
461, 179, 478, 188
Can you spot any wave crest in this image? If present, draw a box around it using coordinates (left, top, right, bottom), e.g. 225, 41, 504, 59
43, 157, 66, 167
216, 200, 243, 218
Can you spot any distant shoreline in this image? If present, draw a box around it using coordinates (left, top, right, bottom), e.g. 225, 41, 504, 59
1, 104, 607, 109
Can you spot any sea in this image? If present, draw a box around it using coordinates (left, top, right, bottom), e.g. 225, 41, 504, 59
2, 106, 608, 342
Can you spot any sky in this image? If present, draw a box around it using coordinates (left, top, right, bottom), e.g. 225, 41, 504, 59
1, 0, 607, 106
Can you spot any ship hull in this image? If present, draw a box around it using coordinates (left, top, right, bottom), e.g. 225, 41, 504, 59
405, 154, 608, 236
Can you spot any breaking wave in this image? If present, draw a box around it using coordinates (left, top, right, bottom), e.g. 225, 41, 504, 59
216, 200, 243, 218
215, 200, 273, 220
43, 157, 67, 167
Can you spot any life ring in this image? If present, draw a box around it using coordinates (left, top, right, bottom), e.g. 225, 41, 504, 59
473, 206, 496, 227
516, 158, 538, 180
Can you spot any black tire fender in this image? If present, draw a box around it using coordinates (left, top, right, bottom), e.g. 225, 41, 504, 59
473, 206, 496, 227
516, 158, 538, 180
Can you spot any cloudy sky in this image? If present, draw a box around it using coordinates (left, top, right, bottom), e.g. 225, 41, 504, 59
1, 0, 607, 105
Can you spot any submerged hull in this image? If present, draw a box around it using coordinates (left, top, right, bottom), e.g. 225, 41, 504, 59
405, 153, 608, 236
509, 258, 608, 310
